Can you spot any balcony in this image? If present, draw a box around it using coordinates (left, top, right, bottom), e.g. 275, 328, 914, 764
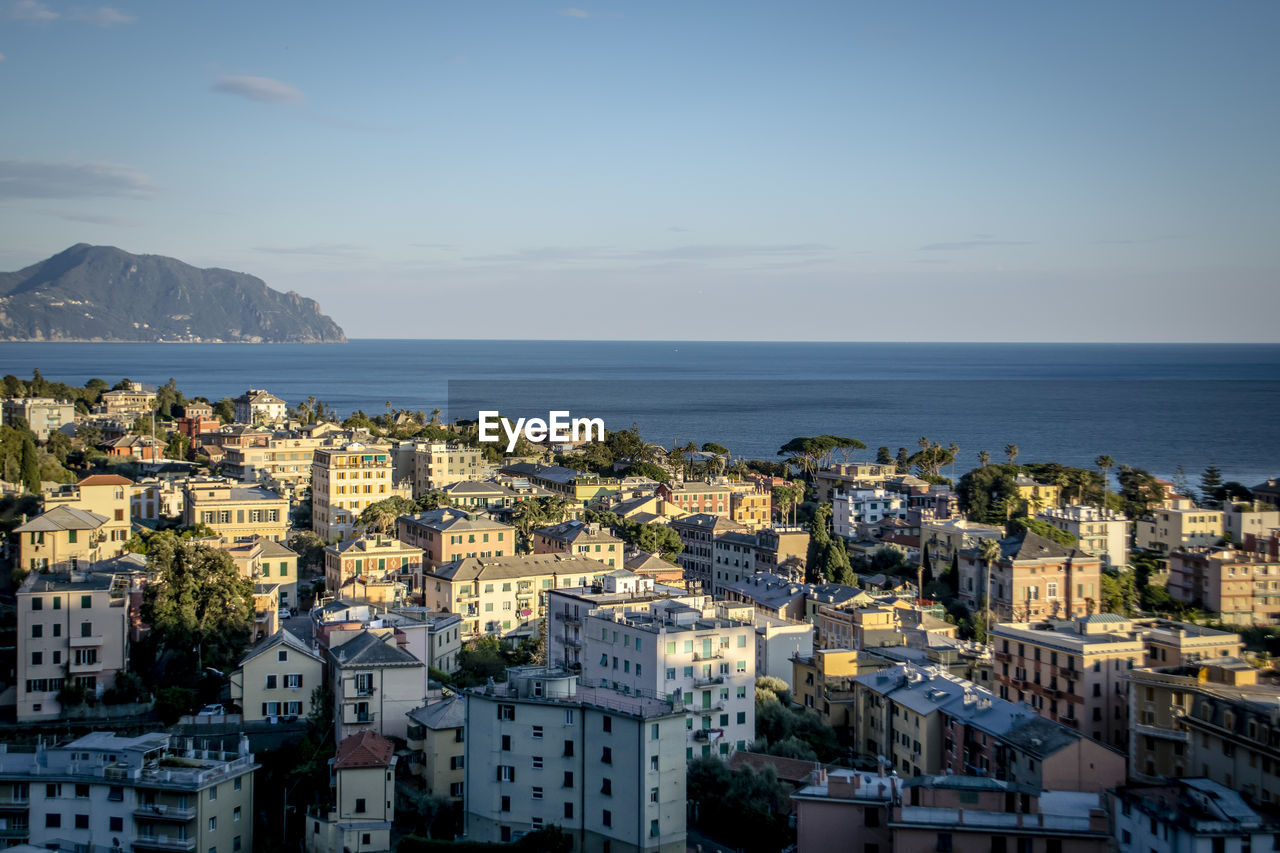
1135, 723, 1189, 742
132, 835, 196, 852
0, 797, 29, 810
69, 634, 103, 648
994, 651, 1012, 663
0, 827, 30, 840
1058, 716, 1079, 729
348, 711, 376, 724
693, 676, 724, 688
351, 685, 376, 698
563, 637, 581, 649
692, 728, 723, 742
692, 651, 724, 662
70, 658, 104, 674
135, 804, 197, 822
556, 612, 582, 626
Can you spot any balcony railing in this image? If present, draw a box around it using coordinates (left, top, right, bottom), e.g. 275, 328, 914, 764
70, 659, 104, 674
135, 804, 197, 822
556, 612, 582, 626
693, 676, 724, 688
692, 651, 724, 662
69, 634, 103, 648
132, 835, 197, 851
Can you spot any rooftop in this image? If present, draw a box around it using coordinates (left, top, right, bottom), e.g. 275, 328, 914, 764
14, 505, 109, 532
334, 730, 394, 770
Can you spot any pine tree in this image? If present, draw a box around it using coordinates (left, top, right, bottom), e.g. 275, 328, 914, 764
1201, 465, 1224, 507
20, 434, 40, 495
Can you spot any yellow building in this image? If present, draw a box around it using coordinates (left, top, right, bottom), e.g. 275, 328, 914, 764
324, 534, 423, 605
1014, 474, 1061, 511
95, 381, 156, 418
423, 553, 611, 639
184, 479, 289, 541
230, 629, 326, 721
792, 649, 891, 730
532, 519, 623, 567
411, 440, 486, 494
406, 696, 466, 801
729, 484, 772, 530
306, 731, 397, 853
44, 473, 133, 549
14, 506, 114, 572
312, 442, 410, 541
221, 430, 330, 495
217, 536, 301, 609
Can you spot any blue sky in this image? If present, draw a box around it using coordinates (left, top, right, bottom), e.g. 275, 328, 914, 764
2, 1, 1278, 341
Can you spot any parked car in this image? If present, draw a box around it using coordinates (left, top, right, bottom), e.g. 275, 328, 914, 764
278, 607, 291, 621
196, 703, 224, 717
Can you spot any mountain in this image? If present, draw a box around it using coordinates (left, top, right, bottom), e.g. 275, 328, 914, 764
0, 244, 347, 343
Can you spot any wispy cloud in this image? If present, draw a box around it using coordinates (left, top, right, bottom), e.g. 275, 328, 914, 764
464, 243, 831, 266
633, 243, 829, 261
0, 158, 154, 199
70, 6, 134, 26
918, 239, 1031, 251
252, 243, 366, 258
8, 0, 58, 22
36, 208, 141, 226
559, 7, 590, 17
212, 74, 304, 104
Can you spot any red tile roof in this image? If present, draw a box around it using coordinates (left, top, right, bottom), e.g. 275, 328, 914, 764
78, 474, 134, 486
334, 730, 394, 770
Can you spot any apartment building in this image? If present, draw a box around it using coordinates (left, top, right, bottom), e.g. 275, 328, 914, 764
378, 609, 464, 675
221, 431, 329, 495
464, 666, 687, 851
0, 731, 256, 853
324, 534, 423, 605
183, 479, 289, 542
720, 573, 871, 623
408, 441, 486, 494
175, 402, 221, 440
230, 628, 325, 722
670, 513, 747, 588
45, 473, 133, 544
1223, 503, 1280, 543
498, 462, 622, 503
405, 696, 466, 801
1037, 505, 1131, 568
312, 443, 409, 542
919, 517, 1004, 574
423, 554, 610, 640
1111, 778, 1280, 853
792, 649, 892, 729
576, 600, 758, 758
533, 520, 624, 568
657, 480, 731, 517
958, 531, 1102, 622
130, 477, 184, 521
710, 531, 759, 597
832, 489, 907, 540
1135, 501, 1225, 553
1182, 690, 1280, 808
1167, 547, 1280, 626
306, 731, 396, 853
17, 571, 129, 721
232, 388, 287, 425
329, 629, 426, 742
754, 525, 810, 573
396, 508, 515, 569
813, 463, 893, 503
991, 616, 1241, 751
439, 479, 551, 510
728, 483, 771, 529
95, 382, 156, 418
2, 396, 74, 440
15, 507, 115, 573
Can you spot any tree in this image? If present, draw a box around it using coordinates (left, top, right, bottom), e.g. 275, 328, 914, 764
947, 442, 960, 482
1004, 444, 1019, 465
212, 398, 235, 424
1095, 455, 1115, 507
957, 465, 1019, 524
979, 537, 1002, 635
512, 500, 546, 552
895, 447, 910, 474
1201, 465, 1224, 507
20, 434, 40, 494
357, 496, 416, 535
1118, 465, 1165, 517
777, 435, 865, 479
978, 449, 991, 468
876, 446, 892, 465
771, 482, 803, 525
1007, 517, 1077, 547
702, 442, 730, 455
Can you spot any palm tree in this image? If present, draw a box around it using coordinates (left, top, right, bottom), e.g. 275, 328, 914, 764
1095, 455, 1115, 508
978, 450, 990, 469
947, 443, 959, 482
512, 500, 546, 553
1004, 444, 1019, 466
979, 537, 1003, 635
430, 408, 442, 426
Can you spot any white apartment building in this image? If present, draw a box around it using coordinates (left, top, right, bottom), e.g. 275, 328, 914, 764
233, 388, 288, 425
1222, 503, 1280, 543
576, 599, 758, 758
1037, 504, 1131, 568
711, 531, 758, 598
832, 489, 907, 540
1135, 501, 1224, 553
464, 666, 686, 852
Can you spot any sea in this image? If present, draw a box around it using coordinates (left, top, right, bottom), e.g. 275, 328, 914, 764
1, 340, 1277, 487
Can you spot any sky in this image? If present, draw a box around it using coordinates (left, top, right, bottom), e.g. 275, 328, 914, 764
1, 1, 1278, 341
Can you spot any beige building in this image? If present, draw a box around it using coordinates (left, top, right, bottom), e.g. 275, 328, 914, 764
464, 666, 687, 851
233, 388, 288, 425
1135, 501, 1225, 553
1223, 503, 1280, 543
959, 531, 1102, 621
312, 443, 410, 542
991, 616, 1242, 751
230, 628, 325, 721
330, 629, 426, 742
130, 476, 185, 521
0, 730, 256, 853
16, 571, 129, 721
184, 479, 289, 541
813, 462, 893, 503
324, 534, 423, 605
221, 430, 330, 494
396, 508, 516, 569
95, 381, 156, 418
44, 473, 133, 546
2, 396, 75, 440
306, 731, 396, 853
217, 536, 300, 609
406, 696, 466, 800
411, 440, 486, 494
920, 517, 1004, 574
1167, 546, 1280, 626
1183, 690, 1280, 808
423, 553, 610, 639
1037, 504, 1131, 568
532, 519, 623, 568
1013, 474, 1061, 511
792, 649, 891, 730
15, 506, 116, 572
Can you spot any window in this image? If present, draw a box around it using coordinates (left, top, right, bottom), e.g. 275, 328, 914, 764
31, 598, 42, 611
563, 772, 574, 788
209, 817, 217, 832
108, 787, 123, 802
210, 786, 218, 801
76, 813, 89, 829
937, 833, 953, 853
564, 740, 574, 757
603, 810, 612, 827
46, 813, 61, 828
650, 756, 659, 772
501, 735, 511, 751
601, 746, 612, 764
75, 783, 89, 798
498, 704, 515, 721
601, 778, 612, 795
234, 806, 241, 822
532, 787, 543, 800
532, 725, 543, 739
497, 765, 515, 782
533, 755, 543, 769
500, 795, 511, 812
564, 802, 574, 819
265, 674, 277, 689
110, 816, 123, 831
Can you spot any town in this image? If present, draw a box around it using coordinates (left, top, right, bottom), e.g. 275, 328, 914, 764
1, 373, 1277, 853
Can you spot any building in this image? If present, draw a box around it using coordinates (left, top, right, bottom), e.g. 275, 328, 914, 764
230, 628, 326, 722
832, 489, 908, 539
405, 696, 466, 801
991, 616, 1242, 751
670, 513, 748, 588
330, 629, 427, 742
710, 531, 759, 597
16, 570, 129, 721
423, 553, 611, 640
409, 441, 486, 494
1167, 547, 1280, 626
1111, 778, 1280, 853
624, 550, 687, 585
2, 397, 74, 440
1135, 502, 1225, 553
1222, 503, 1280, 544
306, 730, 396, 853
533, 520, 624, 568
101, 433, 165, 461
378, 608, 464, 674
920, 517, 1005, 575
464, 666, 686, 851
958, 531, 1102, 622
130, 477, 185, 521
0, 730, 256, 853
1182, 690, 1280, 807
577, 600, 758, 758
95, 382, 156, 418
813, 463, 894, 503
324, 534, 423, 605
233, 388, 287, 425
755, 525, 810, 574
396, 508, 515, 569
728, 483, 772, 529
498, 462, 622, 503
657, 480, 732, 517
220, 430, 330, 494
44, 473, 133, 547
14, 506, 116, 573
312, 443, 409, 542
1037, 505, 1131, 568
183, 479, 289, 542
792, 649, 893, 729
